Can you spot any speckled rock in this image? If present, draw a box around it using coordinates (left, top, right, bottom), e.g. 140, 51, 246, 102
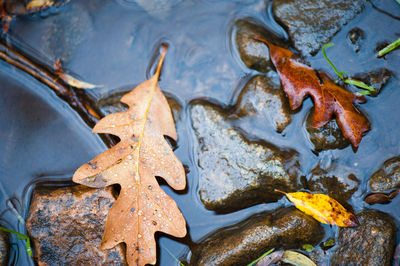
352, 68, 392, 97
273, 0, 366, 55
26, 185, 127, 265
369, 156, 400, 192
191, 102, 300, 213
306, 109, 350, 151
235, 74, 291, 133
190, 207, 324, 265
0, 229, 8, 266
234, 19, 283, 73
331, 210, 396, 266
304, 163, 359, 206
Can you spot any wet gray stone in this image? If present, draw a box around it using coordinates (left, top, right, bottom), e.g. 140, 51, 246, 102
304, 163, 359, 206
191, 103, 300, 213
26, 185, 127, 265
0, 229, 8, 266
352, 68, 392, 97
369, 156, 400, 192
235, 74, 291, 133
306, 109, 350, 151
273, 0, 366, 55
190, 207, 324, 265
234, 19, 283, 73
331, 210, 396, 266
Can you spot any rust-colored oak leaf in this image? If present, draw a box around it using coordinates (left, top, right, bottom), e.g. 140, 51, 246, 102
256, 38, 369, 148
277, 190, 359, 227
73, 46, 186, 266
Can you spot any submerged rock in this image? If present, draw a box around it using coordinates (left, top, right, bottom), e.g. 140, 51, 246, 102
331, 210, 396, 266
0, 229, 8, 266
347, 27, 365, 53
369, 156, 400, 192
304, 163, 359, 206
352, 68, 392, 97
305, 109, 350, 151
234, 19, 283, 73
191, 103, 300, 213
190, 207, 324, 265
26, 185, 127, 265
273, 0, 366, 55
235, 74, 291, 133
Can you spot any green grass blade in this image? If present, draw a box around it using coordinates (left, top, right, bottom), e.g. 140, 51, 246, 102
345, 79, 375, 91
378, 38, 400, 57
0, 226, 32, 257
322, 43, 344, 80
159, 243, 184, 266
247, 248, 275, 266
0, 226, 27, 239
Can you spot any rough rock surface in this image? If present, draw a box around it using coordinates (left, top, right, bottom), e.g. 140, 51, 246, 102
191, 102, 300, 212
273, 0, 366, 55
304, 163, 359, 206
331, 210, 396, 266
26, 185, 127, 265
352, 68, 392, 97
234, 19, 283, 73
190, 207, 324, 265
369, 156, 400, 192
306, 109, 350, 151
0, 230, 8, 266
235, 74, 291, 133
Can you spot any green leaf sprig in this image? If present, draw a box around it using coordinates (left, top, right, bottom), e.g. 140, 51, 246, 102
0, 226, 32, 257
378, 38, 400, 57
247, 248, 275, 266
322, 43, 376, 96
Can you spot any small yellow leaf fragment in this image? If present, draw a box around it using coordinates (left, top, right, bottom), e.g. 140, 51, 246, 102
58, 73, 101, 89
278, 190, 359, 227
26, 0, 54, 10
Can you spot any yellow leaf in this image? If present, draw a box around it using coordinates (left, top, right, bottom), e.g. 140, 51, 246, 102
278, 190, 359, 227
26, 0, 54, 10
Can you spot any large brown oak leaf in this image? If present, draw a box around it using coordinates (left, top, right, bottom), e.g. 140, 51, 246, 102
73, 46, 186, 266
256, 38, 369, 148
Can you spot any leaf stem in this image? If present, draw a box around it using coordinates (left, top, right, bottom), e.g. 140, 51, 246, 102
378, 38, 400, 57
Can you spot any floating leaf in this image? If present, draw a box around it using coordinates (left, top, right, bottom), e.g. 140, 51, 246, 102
302, 244, 314, 252
256, 38, 369, 148
277, 190, 359, 227
281, 250, 316, 266
26, 0, 54, 10
73, 46, 187, 265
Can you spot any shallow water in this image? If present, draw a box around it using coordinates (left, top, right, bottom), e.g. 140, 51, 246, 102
1, 0, 400, 265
